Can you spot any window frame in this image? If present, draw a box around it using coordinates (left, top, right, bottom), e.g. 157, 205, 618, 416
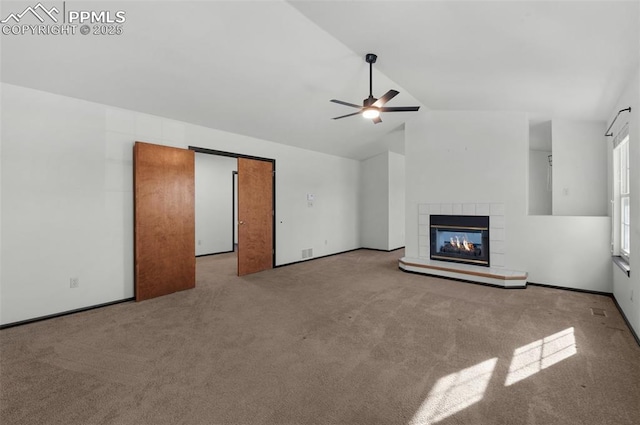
619, 136, 630, 260
612, 128, 630, 267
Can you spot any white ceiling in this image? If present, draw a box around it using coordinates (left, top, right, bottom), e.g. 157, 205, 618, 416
1, 1, 638, 159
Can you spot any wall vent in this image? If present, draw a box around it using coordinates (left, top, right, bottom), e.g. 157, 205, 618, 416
302, 248, 313, 259
591, 308, 606, 317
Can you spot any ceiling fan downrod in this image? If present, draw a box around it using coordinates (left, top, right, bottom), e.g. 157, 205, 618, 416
366, 53, 377, 100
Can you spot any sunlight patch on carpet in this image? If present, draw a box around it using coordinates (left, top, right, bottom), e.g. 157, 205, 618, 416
504, 327, 576, 387
408, 357, 498, 425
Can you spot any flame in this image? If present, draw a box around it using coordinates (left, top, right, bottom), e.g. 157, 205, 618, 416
448, 234, 475, 251
463, 237, 472, 251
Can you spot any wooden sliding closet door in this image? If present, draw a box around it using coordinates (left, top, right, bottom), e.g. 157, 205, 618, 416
237, 157, 274, 276
134, 142, 195, 301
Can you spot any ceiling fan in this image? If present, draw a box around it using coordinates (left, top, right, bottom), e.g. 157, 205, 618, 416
330, 53, 420, 124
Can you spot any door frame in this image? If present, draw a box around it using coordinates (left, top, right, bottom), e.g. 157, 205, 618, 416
189, 146, 276, 268
232, 170, 237, 251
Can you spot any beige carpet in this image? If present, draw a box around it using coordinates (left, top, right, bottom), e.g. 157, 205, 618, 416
1, 249, 639, 425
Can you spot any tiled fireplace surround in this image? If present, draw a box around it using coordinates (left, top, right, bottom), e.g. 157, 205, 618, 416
399, 202, 528, 288
418, 202, 506, 267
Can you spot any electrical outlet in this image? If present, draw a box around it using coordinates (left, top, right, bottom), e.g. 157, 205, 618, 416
198, 240, 202, 246
70, 277, 79, 288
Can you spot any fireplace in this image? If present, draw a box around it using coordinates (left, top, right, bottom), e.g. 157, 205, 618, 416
430, 215, 490, 266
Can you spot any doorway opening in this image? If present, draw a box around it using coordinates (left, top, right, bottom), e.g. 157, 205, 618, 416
190, 146, 276, 276
195, 153, 236, 256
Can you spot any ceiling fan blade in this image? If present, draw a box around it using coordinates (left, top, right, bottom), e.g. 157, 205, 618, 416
330, 99, 362, 109
332, 111, 362, 120
372, 90, 399, 107
372, 116, 382, 124
380, 106, 420, 112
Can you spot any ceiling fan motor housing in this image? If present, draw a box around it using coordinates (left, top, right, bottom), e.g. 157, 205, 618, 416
363, 96, 377, 107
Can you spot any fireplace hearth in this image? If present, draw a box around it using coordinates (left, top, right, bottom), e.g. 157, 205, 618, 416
430, 215, 490, 266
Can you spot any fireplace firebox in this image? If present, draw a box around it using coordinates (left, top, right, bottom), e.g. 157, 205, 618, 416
430, 215, 490, 267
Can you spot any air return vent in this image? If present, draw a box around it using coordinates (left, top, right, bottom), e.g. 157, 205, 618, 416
302, 248, 313, 259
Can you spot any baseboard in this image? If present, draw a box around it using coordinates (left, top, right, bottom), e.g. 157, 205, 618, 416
528, 282, 639, 347
361, 246, 405, 253
2, 248, 399, 329
275, 248, 363, 268
196, 249, 234, 258
527, 281, 613, 297
276, 246, 406, 268
0, 298, 135, 330
611, 295, 640, 347
276, 246, 405, 268
2, 261, 637, 348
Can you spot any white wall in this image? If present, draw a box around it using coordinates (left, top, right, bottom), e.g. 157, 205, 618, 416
405, 111, 612, 292
388, 151, 405, 250
360, 150, 406, 251
360, 152, 389, 250
608, 69, 640, 337
552, 120, 607, 216
0, 84, 3, 324
519, 216, 612, 291
528, 150, 553, 215
0, 83, 361, 325
2, 84, 132, 327
195, 153, 236, 256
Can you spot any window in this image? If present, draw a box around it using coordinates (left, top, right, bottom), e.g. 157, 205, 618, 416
619, 136, 630, 259
613, 128, 630, 265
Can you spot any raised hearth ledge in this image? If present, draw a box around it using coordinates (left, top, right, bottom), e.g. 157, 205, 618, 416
399, 257, 527, 288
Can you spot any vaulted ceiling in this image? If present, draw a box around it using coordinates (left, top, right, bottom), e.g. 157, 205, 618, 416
1, 1, 638, 159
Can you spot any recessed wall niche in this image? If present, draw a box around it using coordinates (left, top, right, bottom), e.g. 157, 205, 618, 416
528, 119, 607, 217
528, 120, 553, 215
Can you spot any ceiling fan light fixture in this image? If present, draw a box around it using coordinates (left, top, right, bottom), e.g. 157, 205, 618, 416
362, 107, 380, 119
330, 53, 419, 123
